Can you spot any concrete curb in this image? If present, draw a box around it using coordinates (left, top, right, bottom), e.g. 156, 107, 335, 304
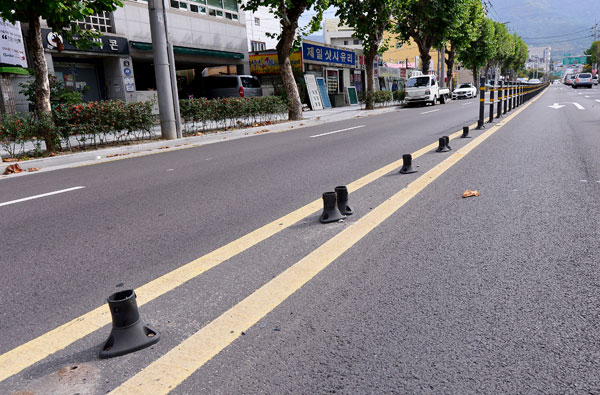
1, 105, 401, 179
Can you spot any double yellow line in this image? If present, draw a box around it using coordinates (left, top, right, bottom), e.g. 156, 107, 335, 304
0, 86, 547, 391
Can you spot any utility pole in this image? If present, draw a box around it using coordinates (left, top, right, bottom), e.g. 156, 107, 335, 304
148, 0, 177, 140
594, 24, 598, 75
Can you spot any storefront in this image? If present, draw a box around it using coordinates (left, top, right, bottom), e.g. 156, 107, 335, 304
301, 40, 364, 107
42, 29, 134, 103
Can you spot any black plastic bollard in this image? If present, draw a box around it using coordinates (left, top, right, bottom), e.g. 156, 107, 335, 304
488, 80, 495, 123
99, 289, 160, 359
436, 137, 450, 152
497, 80, 503, 118
335, 185, 353, 215
477, 76, 486, 129
461, 126, 471, 138
444, 136, 452, 150
319, 192, 346, 223
399, 154, 418, 174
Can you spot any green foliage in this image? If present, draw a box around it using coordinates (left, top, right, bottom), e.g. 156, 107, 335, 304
393, 0, 468, 73
19, 75, 85, 108
243, 0, 329, 50
584, 41, 600, 67
334, 0, 393, 56
179, 96, 288, 133
0, 0, 123, 50
456, 17, 496, 81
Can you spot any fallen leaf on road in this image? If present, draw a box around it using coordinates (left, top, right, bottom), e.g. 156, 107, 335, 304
195, 132, 203, 136
27, 167, 40, 172
159, 146, 169, 149
3, 163, 22, 175
2, 157, 19, 162
49, 152, 56, 157
462, 189, 480, 198
106, 153, 130, 158
299, 123, 305, 126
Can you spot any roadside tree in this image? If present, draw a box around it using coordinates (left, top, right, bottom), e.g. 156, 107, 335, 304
334, 0, 394, 110
456, 17, 495, 88
444, 0, 484, 89
393, 0, 466, 75
244, 0, 328, 120
0, 0, 123, 152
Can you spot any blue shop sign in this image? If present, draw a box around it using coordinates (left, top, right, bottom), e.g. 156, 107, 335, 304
302, 42, 355, 67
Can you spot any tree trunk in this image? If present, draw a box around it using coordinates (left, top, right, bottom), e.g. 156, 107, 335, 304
445, 45, 455, 90
277, 27, 302, 121
27, 12, 57, 152
472, 67, 479, 88
415, 39, 432, 75
364, 46, 377, 110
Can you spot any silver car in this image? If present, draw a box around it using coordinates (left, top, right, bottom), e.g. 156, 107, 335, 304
572, 73, 593, 89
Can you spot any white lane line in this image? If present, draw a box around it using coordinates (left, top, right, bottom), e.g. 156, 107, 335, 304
309, 125, 366, 138
420, 109, 441, 115
0, 186, 85, 208
596, 99, 600, 103
461, 102, 473, 106
585, 95, 590, 98
573, 102, 585, 110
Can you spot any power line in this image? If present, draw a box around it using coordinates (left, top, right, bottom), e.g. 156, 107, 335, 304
525, 35, 594, 44
522, 28, 593, 40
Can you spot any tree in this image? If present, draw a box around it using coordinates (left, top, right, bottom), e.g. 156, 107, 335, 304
444, 0, 484, 89
393, 0, 466, 75
502, 34, 528, 77
584, 41, 600, 69
334, 0, 393, 110
456, 17, 495, 88
0, 0, 122, 151
486, 21, 512, 80
244, 0, 328, 120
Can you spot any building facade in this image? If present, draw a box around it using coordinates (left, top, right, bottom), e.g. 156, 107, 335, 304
322, 18, 363, 50
2, 0, 251, 113
242, 3, 280, 52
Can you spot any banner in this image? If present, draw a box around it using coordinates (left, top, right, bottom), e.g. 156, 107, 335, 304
249, 51, 302, 75
0, 19, 27, 68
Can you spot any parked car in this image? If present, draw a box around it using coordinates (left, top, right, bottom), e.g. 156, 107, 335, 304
404, 75, 450, 106
452, 83, 477, 99
572, 73, 593, 89
528, 78, 541, 84
593, 75, 598, 85
183, 75, 263, 99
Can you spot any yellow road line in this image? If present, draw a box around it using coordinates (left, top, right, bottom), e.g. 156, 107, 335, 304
111, 89, 547, 394
0, 120, 475, 383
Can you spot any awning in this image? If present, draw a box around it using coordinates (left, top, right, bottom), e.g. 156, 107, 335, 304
130, 41, 244, 59
0, 66, 30, 75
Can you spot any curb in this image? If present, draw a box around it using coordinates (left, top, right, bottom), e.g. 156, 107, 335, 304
1, 105, 401, 179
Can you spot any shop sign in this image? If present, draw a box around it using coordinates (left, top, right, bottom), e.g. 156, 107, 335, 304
0, 19, 27, 68
302, 42, 356, 67
379, 67, 401, 78
249, 51, 302, 74
42, 29, 129, 55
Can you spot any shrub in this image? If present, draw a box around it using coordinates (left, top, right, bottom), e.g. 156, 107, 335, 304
179, 96, 287, 134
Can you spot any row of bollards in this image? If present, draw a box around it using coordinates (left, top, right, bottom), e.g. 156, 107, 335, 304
99, 80, 549, 361
477, 76, 548, 129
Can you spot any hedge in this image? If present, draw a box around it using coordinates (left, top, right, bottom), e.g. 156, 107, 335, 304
179, 96, 288, 134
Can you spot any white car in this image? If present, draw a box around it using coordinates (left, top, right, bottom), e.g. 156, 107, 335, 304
404, 75, 450, 106
452, 83, 477, 99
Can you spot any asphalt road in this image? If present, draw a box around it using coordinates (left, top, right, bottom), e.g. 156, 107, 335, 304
1, 86, 599, 394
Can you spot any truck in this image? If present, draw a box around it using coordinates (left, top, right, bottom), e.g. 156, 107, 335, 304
404, 74, 450, 106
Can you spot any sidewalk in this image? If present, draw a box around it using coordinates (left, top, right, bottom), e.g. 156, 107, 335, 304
1, 103, 401, 178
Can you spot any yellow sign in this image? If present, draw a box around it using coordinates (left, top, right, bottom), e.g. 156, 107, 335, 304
250, 51, 302, 75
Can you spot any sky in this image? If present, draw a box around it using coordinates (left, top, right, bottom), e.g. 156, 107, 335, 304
299, 0, 599, 59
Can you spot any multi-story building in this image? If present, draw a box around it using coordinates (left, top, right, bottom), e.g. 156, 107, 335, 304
322, 18, 363, 50
2, 0, 251, 112
243, 3, 280, 52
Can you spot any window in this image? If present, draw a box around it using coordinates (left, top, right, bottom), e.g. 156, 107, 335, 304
353, 39, 359, 45
75, 11, 114, 33
343, 40, 349, 45
251, 41, 266, 52
254, 17, 260, 26
169, 0, 238, 20
395, 42, 402, 49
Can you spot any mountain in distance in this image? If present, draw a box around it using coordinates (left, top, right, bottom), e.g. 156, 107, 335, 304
488, 0, 598, 58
